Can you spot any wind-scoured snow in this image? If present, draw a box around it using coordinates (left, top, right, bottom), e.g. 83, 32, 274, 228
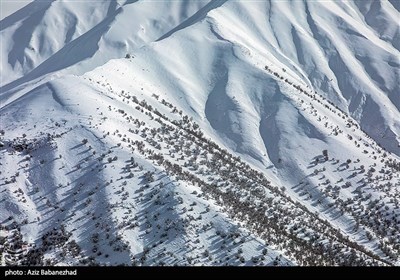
0, 0, 399, 266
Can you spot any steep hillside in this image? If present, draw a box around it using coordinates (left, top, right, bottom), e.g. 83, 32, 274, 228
1, 0, 399, 156
1, 57, 399, 265
0, 0, 399, 266
0, 0, 210, 86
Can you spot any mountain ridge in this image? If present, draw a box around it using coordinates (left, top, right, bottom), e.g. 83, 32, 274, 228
1, 0, 399, 266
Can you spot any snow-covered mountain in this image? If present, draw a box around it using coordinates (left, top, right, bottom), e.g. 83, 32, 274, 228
0, 0, 399, 266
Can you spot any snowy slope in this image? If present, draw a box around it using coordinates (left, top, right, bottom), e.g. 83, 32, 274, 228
1, 0, 399, 266
0, 0, 210, 91
1, 0, 399, 156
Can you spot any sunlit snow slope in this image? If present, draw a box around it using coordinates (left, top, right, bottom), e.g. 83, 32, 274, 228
1, 0, 399, 266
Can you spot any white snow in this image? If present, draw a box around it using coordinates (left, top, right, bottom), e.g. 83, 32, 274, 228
0, 0, 399, 266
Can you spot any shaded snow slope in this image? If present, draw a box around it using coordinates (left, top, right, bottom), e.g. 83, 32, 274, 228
0, 0, 209, 87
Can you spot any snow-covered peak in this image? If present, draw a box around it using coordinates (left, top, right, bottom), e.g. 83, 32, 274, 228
1, 0, 399, 266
